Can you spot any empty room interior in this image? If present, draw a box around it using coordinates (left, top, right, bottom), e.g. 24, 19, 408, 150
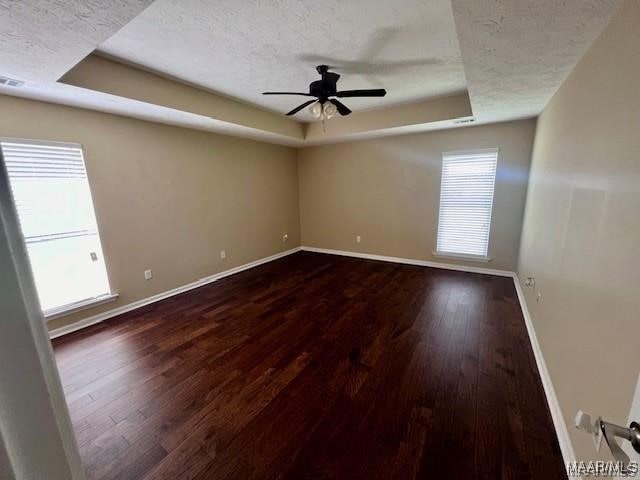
1, 1, 640, 479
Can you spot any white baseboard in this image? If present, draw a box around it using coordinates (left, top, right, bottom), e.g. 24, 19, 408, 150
300, 246, 514, 277
512, 274, 576, 473
49, 247, 302, 339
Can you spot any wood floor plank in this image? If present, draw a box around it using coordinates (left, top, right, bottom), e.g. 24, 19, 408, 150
53, 251, 566, 479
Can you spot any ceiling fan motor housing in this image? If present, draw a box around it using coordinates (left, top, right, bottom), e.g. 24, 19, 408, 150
309, 66, 340, 101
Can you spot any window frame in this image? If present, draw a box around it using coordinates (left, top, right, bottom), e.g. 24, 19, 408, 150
0, 137, 117, 320
434, 148, 499, 262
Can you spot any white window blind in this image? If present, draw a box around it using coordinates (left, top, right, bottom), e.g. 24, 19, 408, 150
436, 148, 498, 260
1, 139, 111, 314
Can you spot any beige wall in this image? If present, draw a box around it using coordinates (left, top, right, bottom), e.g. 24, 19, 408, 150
0, 95, 300, 332
62, 55, 304, 141
517, 0, 640, 462
298, 119, 535, 271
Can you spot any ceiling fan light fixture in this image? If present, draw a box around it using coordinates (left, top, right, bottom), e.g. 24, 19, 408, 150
309, 101, 323, 118
323, 102, 337, 119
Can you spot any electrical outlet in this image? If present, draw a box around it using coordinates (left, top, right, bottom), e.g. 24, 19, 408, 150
220, 250, 226, 259
356, 235, 361, 243
282, 233, 288, 242
144, 269, 152, 280
525, 276, 535, 288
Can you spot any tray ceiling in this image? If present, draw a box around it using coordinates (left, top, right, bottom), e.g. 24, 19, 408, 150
97, 0, 468, 121
0, 0, 625, 145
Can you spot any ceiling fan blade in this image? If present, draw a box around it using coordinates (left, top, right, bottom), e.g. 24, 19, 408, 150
330, 99, 352, 116
335, 89, 387, 98
286, 99, 317, 116
263, 92, 314, 96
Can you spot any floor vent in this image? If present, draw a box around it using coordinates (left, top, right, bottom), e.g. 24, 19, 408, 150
0, 76, 25, 88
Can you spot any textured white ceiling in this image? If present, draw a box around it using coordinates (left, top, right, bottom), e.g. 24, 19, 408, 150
98, 0, 467, 121
451, 0, 623, 122
0, 0, 155, 81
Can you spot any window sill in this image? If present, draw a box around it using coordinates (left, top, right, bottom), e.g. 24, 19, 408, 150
44, 293, 119, 321
433, 251, 491, 263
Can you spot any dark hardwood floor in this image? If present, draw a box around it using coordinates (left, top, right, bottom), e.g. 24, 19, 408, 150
53, 251, 566, 479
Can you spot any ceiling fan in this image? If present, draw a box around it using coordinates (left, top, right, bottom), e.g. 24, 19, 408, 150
262, 65, 387, 118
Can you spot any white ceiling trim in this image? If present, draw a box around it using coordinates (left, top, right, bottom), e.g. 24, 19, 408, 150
1, 79, 483, 147
0, 81, 306, 147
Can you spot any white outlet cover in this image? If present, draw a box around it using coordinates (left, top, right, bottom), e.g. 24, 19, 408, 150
144, 269, 152, 280
356, 235, 361, 243
220, 250, 226, 259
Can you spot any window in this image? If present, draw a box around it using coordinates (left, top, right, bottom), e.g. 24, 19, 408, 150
436, 148, 498, 260
1, 139, 113, 316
